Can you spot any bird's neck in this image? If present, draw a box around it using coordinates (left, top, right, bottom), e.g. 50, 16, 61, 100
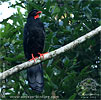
27, 17, 41, 25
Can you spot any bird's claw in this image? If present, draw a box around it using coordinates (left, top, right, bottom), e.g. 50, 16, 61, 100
29, 54, 36, 62
29, 52, 48, 61
38, 52, 48, 58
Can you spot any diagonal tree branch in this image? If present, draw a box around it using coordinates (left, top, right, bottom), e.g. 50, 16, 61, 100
0, 26, 101, 80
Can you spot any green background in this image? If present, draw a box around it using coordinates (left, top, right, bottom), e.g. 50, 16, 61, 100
0, 0, 100, 99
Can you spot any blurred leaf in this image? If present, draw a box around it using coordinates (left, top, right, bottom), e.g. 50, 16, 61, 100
69, 93, 77, 100
83, 6, 92, 20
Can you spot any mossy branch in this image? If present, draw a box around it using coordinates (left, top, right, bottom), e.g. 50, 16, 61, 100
0, 26, 101, 80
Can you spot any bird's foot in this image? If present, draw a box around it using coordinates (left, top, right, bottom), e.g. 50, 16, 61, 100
29, 54, 38, 62
29, 52, 48, 61
38, 52, 48, 59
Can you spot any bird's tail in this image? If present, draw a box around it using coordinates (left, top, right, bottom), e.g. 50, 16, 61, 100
27, 64, 44, 92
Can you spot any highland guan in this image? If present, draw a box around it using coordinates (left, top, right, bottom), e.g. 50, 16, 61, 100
23, 9, 45, 92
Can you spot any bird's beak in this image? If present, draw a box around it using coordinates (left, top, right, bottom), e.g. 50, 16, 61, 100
36, 11, 42, 14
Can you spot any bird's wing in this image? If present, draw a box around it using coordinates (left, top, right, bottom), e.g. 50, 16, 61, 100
23, 24, 45, 60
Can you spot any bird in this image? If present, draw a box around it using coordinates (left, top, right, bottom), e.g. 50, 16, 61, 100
23, 9, 45, 92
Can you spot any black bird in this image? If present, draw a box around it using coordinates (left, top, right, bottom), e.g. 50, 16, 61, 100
23, 9, 45, 92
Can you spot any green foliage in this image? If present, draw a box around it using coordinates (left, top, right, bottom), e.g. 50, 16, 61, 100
0, 0, 100, 99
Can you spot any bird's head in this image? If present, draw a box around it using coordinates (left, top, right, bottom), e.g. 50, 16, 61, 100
28, 9, 42, 19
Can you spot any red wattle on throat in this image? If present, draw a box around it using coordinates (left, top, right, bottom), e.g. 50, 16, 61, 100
34, 15, 39, 19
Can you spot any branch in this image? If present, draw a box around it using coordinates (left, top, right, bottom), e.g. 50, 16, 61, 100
0, 26, 101, 80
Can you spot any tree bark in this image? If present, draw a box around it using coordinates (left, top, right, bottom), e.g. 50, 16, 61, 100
0, 26, 101, 80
